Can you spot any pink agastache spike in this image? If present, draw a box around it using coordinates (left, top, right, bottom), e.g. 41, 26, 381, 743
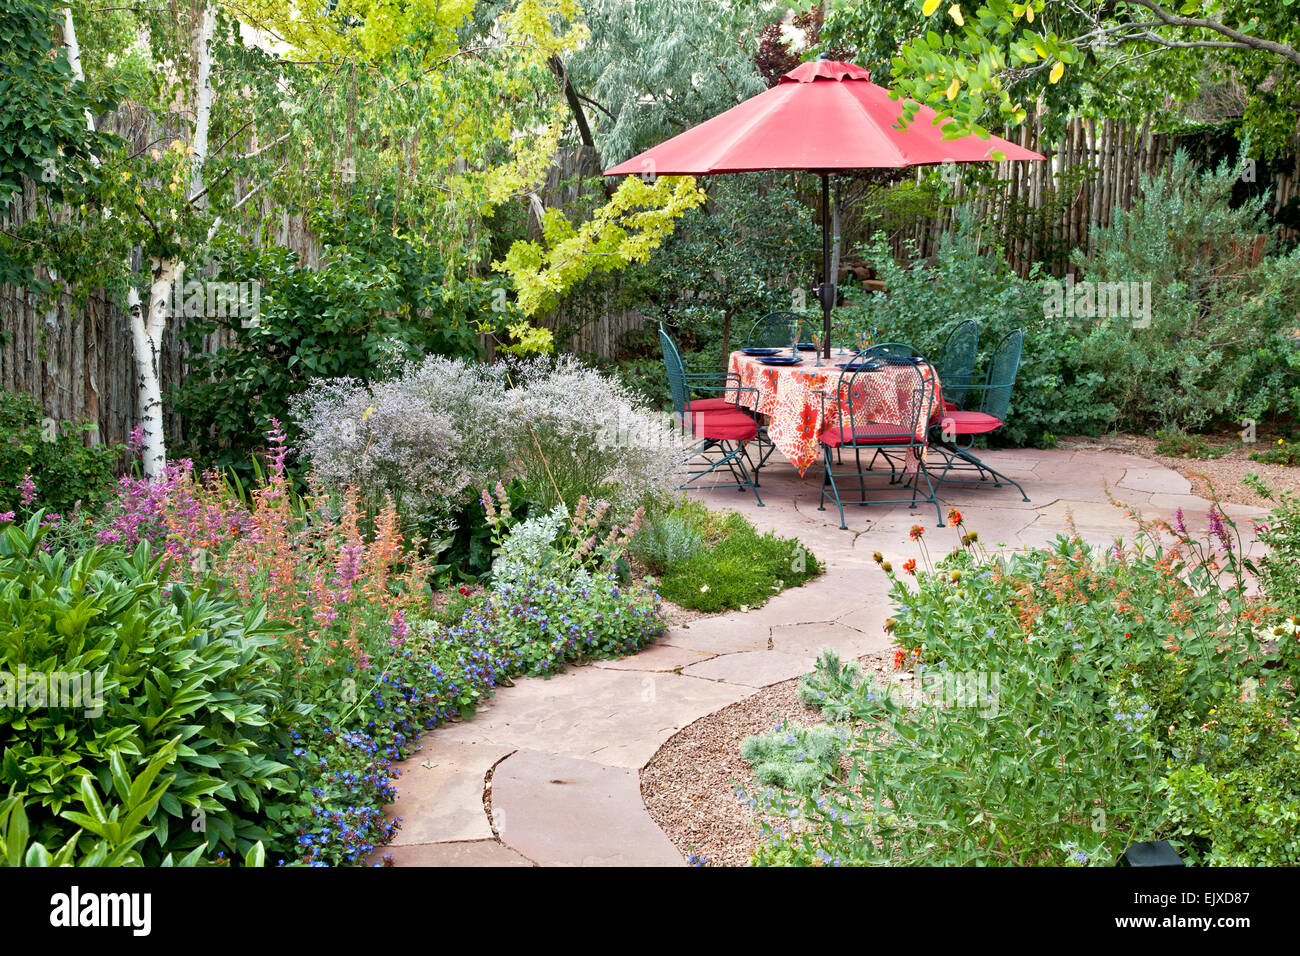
265, 418, 290, 475
18, 473, 37, 508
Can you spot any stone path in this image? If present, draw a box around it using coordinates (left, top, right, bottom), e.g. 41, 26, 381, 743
372, 449, 1265, 866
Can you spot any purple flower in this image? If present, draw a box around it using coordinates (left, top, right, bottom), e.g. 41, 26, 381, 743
18, 473, 36, 507
389, 609, 409, 646
1173, 508, 1187, 537
1207, 507, 1232, 552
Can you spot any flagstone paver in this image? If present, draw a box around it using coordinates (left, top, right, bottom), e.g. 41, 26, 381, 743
371, 448, 1266, 867
681, 649, 817, 687
489, 751, 683, 867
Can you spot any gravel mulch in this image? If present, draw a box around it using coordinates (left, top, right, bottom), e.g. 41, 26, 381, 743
1058, 433, 1299, 509
641, 650, 895, 867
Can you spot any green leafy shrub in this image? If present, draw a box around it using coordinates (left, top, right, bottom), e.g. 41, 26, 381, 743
0, 389, 120, 517
0, 742, 234, 867
849, 222, 1116, 447
1249, 438, 1300, 466
1163, 693, 1300, 865
1070, 153, 1300, 432
748, 506, 1272, 866
847, 154, 1300, 443
0, 520, 298, 865
654, 504, 820, 612
174, 190, 489, 477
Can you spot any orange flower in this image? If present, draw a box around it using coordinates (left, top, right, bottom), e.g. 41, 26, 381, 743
947, 508, 963, 527
909, 524, 926, 541
903, 558, 917, 575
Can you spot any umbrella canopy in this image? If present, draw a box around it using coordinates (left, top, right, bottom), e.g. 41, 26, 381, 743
604, 60, 1045, 355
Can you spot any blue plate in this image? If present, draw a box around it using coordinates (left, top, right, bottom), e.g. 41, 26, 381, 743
759, 356, 801, 366
795, 343, 819, 352
880, 355, 924, 365
836, 361, 882, 372
741, 347, 782, 356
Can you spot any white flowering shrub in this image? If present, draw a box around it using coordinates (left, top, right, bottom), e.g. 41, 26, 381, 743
510, 355, 686, 514
294, 353, 683, 531
292, 355, 514, 523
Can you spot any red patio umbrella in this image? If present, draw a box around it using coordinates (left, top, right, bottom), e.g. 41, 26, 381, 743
604, 59, 1045, 357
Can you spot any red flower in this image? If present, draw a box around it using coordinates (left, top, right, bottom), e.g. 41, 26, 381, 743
458, 586, 472, 597
947, 508, 963, 527
903, 558, 917, 575
892, 649, 907, 669
909, 524, 925, 541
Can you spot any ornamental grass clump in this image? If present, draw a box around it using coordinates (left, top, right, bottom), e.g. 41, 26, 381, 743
509, 355, 686, 514
749, 502, 1287, 867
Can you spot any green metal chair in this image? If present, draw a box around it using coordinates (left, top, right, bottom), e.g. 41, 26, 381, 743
659, 326, 764, 505
930, 328, 1029, 501
745, 311, 805, 348
816, 349, 943, 529
935, 319, 980, 412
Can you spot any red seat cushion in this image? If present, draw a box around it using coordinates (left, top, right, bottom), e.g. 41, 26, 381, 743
820, 422, 915, 448
940, 410, 1003, 435
686, 397, 737, 412
688, 408, 757, 441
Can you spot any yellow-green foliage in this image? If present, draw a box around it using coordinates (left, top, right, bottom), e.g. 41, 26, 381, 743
232, 0, 588, 273
234, 0, 473, 65
496, 174, 707, 316
502, 321, 555, 356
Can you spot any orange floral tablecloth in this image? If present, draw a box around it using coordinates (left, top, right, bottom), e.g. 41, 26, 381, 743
725, 350, 943, 476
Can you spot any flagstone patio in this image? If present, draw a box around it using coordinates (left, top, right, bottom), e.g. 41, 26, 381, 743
371, 447, 1265, 867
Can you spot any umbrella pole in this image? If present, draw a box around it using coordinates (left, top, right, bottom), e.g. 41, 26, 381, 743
820, 172, 833, 359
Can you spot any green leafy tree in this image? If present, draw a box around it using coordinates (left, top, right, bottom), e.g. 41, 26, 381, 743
816, 0, 1299, 158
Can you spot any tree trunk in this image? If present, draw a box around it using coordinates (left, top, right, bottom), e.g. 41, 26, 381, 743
189, 4, 215, 202
61, 8, 99, 156
128, 3, 214, 479
129, 259, 181, 478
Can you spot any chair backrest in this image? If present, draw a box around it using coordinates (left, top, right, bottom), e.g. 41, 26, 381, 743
936, 319, 979, 409
658, 325, 691, 423
859, 341, 924, 364
977, 328, 1024, 422
831, 356, 937, 446
746, 311, 804, 348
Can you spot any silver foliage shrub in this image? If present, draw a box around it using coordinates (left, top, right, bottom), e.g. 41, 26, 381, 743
510, 354, 686, 514
292, 355, 514, 523
293, 353, 685, 527
489, 505, 569, 590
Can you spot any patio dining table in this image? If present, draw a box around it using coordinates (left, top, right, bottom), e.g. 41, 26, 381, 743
725, 349, 944, 476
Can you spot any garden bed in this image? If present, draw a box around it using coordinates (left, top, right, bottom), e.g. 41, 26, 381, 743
641, 649, 895, 867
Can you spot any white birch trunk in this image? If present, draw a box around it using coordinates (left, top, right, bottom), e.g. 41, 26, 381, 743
129, 260, 181, 478
61, 7, 100, 162
189, 4, 215, 203
127, 4, 214, 479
